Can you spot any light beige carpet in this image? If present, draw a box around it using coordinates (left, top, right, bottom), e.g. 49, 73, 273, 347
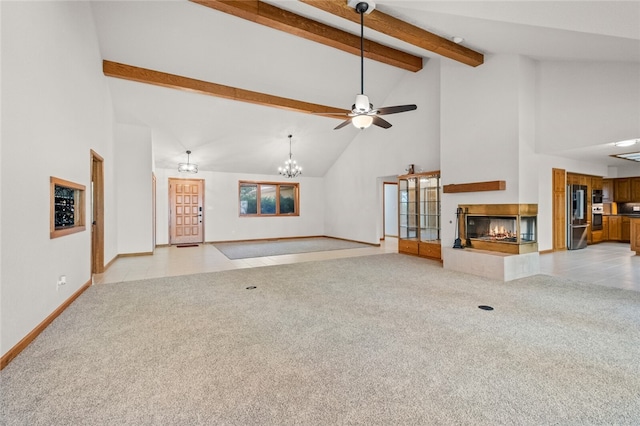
1, 254, 639, 425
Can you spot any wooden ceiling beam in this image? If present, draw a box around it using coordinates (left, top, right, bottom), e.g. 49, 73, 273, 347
299, 0, 484, 67
103, 60, 349, 117
189, 0, 422, 72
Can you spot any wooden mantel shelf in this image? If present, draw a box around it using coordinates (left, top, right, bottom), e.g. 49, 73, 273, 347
443, 180, 506, 193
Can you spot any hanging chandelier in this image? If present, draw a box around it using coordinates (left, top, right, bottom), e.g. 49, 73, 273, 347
278, 135, 302, 178
178, 150, 198, 173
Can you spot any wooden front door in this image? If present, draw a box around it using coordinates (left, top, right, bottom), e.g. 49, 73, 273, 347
169, 178, 204, 245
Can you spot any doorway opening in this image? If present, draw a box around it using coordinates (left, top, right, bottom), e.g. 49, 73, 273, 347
383, 182, 398, 239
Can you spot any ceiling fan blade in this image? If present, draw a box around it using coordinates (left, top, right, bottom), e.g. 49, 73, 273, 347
312, 111, 349, 116
375, 104, 417, 115
334, 118, 353, 130
372, 116, 392, 129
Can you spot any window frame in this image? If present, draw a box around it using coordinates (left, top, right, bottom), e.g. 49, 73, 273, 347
239, 181, 300, 217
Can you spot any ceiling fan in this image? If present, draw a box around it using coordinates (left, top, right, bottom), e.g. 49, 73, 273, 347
328, 1, 417, 130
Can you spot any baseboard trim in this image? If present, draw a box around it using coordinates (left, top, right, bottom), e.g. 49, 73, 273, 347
539, 249, 555, 255
117, 251, 153, 258
0, 278, 92, 370
104, 255, 118, 271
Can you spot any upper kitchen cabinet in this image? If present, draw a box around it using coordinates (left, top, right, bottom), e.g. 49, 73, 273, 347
603, 179, 613, 202
591, 177, 603, 191
615, 178, 631, 202
631, 178, 640, 201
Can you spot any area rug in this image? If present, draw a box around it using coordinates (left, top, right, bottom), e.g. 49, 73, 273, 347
213, 236, 372, 259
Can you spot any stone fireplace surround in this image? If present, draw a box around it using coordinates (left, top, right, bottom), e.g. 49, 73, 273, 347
443, 204, 540, 281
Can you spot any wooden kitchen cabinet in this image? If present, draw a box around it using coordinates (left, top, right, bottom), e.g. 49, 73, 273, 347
621, 216, 631, 242
602, 216, 609, 240
591, 177, 603, 191
608, 216, 622, 241
614, 178, 631, 202
603, 179, 613, 202
631, 177, 640, 202
631, 218, 640, 254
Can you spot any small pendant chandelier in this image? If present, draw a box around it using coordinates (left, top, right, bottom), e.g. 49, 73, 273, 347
178, 150, 198, 173
278, 135, 302, 178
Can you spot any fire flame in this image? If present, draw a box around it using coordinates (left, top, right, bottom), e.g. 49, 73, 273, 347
489, 225, 513, 240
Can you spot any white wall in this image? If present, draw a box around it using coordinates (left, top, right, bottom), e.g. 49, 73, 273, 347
154, 169, 325, 244
518, 56, 539, 204
609, 164, 640, 178
0, 1, 4, 352
1, 2, 116, 356
440, 55, 523, 247
115, 123, 153, 254
323, 60, 441, 244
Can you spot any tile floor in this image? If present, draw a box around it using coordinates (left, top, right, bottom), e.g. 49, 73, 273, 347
94, 238, 640, 292
538, 241, 640, 292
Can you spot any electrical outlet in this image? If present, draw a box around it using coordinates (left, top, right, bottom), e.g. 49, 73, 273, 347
57, 275, 66, 289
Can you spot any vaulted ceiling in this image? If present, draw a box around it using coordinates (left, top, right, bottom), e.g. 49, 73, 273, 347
91, 1, 640, 175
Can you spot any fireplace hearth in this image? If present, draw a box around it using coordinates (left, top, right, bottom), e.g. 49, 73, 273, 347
460, 204, 538, 254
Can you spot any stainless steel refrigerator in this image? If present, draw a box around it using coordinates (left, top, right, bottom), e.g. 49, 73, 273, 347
567, 184, 588, 250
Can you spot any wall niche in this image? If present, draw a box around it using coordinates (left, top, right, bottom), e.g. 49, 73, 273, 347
50, 177, 86, 239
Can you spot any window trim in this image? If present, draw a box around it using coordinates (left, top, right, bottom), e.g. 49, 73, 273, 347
50, 176, 86, 239
239, 180, 300, 217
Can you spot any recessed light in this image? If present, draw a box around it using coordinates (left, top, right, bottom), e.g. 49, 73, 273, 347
614, 139, 639, 147
452, 36, 464, 44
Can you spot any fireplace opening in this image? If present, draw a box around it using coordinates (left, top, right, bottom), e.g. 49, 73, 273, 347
466, 216, 536, 243
459, 204, 538, 255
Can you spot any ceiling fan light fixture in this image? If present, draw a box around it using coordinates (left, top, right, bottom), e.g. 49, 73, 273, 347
352, 115, 374, 129
178, 150, 198, 173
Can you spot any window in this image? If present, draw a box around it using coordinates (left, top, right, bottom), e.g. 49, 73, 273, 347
50, 177, 86, 238
239, 181, 299, 216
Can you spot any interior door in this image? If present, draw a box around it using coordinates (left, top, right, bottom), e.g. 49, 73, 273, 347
91, 150, 105, 273
169, 178, 204, 245
552, 168, 566, 251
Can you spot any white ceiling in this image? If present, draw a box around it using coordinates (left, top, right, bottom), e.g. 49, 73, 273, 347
90, 1, 640, 175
